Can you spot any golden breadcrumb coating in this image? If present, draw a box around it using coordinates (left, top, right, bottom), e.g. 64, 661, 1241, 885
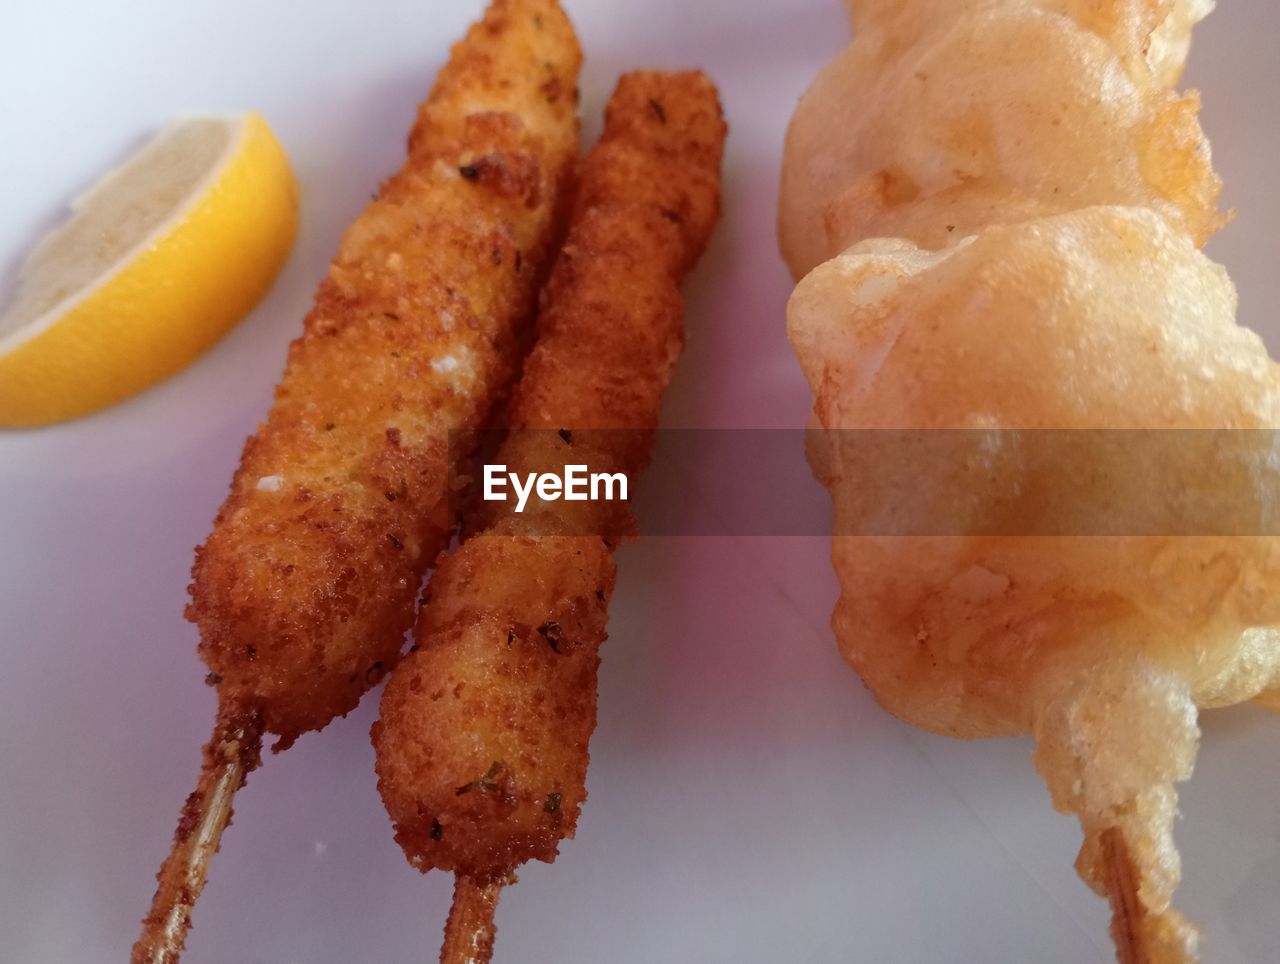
373, 71, 726, 882
188, 0, 582, 746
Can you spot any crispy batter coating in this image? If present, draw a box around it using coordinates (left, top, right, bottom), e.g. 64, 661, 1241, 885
785, 2, 1279, 961
188, 0, 582, 746
779, 0, 1222, 277
794, 207, 1280, 720
372, 72, 726, 882
842, 0, 1211, 87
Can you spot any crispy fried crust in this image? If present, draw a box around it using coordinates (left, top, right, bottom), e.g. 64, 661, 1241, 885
784, 2, 1274, 961
188, 0, 582, 746
779, 0, 1224, 276
372, 72, 726, 880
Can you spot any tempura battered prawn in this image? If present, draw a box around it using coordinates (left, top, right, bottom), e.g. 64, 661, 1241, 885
795, 205, 1280, 963
134, 3, 581, 960
372, 70, 726, 963
782, 2, 1280, 961
780, 0, 1221, 274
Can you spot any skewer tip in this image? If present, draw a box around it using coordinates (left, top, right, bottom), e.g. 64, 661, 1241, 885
440, 874, 506, 964
131, 702, 263, 964
1101, 827, 1151, 964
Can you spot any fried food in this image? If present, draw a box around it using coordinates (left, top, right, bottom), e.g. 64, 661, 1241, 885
135, 4, 581, 961
372, 70, 725, 959
189, 0, 582, 748
796, 205, 1280, 962
782, 2, 1279, 961
780, 0, 1222, 277
794, 206, 1280, 718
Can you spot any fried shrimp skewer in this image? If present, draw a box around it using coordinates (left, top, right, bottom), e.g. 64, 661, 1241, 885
783, 2, 1280, 961
371, 71, 726, 963
134, 3, 581, 960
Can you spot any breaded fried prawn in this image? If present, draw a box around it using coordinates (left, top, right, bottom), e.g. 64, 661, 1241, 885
782, 2, 1279, 962
371, 71, 726, 963
192, 0, 581, 750
133, 3, 582, 960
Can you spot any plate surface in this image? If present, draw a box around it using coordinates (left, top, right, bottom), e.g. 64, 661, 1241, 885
1, 1, 1277, 961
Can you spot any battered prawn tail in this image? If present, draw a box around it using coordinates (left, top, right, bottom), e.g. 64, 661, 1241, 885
1031, 657, 1202, 964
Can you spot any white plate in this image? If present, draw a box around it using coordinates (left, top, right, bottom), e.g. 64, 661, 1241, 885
2, 2, 1277, 962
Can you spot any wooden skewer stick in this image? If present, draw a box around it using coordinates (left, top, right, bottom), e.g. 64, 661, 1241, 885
1101, 827, 1152, 964
439, 875, 505, 964
132, 702, 263, 964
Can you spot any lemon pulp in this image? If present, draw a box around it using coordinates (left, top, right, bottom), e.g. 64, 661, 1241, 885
0, 113, 299, 427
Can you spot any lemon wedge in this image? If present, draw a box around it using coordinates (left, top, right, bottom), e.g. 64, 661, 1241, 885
0, 114, 298, 427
